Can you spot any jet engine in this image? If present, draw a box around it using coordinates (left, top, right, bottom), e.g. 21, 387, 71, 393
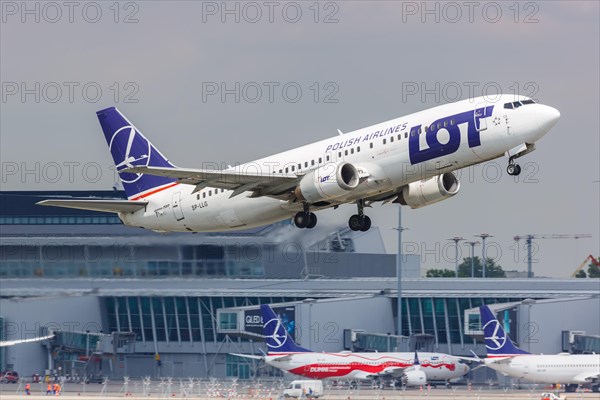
396, 172, 460, 209
401, 370, 427, 386
295, 162, 360, 203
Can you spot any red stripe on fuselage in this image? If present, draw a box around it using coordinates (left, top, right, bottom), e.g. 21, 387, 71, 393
131, 182, 179, 200
287, 362, 457, 379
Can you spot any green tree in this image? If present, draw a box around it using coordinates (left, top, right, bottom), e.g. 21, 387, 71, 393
457, 256, 506, 278
426, 268, 456, 278
575, 270, 587, 278
587, 257, 600, 278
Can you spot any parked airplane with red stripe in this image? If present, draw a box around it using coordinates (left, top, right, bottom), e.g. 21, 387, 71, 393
37, 96, 559, 232
232, 305, 470, 387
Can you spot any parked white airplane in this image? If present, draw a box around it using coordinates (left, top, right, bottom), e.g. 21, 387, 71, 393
479, 305, 600, 393
232, 305, 469, 387
38, 95, 560, 232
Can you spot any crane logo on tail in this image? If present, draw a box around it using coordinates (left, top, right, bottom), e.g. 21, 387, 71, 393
264, 318, 288, 349
109, 125, 151, 184
482, 319, 507, 351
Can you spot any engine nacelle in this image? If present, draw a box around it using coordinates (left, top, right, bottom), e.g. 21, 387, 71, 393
397, 172, 460, 209
401, 370, 427, 386
295, 162, 360, 203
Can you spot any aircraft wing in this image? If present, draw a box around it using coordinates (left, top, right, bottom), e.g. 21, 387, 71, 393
123, 166, 300, 199
0, 334, 54, 347
484, 357, 516, 365
365, 366, 408, 379
37, 199, 147, 213
573, 371, 600, 383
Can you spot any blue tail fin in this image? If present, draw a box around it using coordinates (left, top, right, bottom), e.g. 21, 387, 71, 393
480, 305, 530, 357
97, 107, 176, 199
413, 351, 420, 366
260, 305, 311, 354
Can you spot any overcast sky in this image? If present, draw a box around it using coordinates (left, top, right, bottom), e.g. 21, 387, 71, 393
1, 1, 598, 277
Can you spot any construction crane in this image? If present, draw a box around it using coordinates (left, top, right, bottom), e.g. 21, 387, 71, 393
571, 255, 600, 278
513, 234, 592, 278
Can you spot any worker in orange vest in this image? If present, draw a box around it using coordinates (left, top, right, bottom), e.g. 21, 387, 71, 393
55, 383, 61, 396
47, 383, 52, 395
25, 383, 31, 395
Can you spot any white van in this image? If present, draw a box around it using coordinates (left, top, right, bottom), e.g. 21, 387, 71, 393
283, 380, 323, 398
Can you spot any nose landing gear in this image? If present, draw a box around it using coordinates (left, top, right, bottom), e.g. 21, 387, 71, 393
507, 159, 522, 176
506, 143, 536, 176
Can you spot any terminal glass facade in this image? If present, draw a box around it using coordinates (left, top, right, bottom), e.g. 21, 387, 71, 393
104, 296, 304, 344
0, 244, 266, 278
105, 296, 524, 348
401, 297, 522, 345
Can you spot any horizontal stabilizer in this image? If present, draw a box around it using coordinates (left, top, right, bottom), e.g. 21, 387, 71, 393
0, 334, 55, 347
37, 199, 147, 214
229, 353, 264, 361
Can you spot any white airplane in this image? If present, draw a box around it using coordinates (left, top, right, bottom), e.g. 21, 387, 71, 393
232, 305, 469, 387
38, 95, 560, 232
479, 305, 600, 393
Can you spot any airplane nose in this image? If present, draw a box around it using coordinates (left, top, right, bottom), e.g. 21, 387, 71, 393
538, 105, 560, 131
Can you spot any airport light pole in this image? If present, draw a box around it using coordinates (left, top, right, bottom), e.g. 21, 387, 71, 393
474, 234, 493, 278
85, 330, 90, 358
447, 237, 464, 277
394, 206, 409, 339
465, 241, 480, 277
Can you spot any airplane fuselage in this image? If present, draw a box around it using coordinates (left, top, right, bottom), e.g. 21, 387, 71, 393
118, 95, 558, 232
265, 351, 469, 381
485, 354, 600, 384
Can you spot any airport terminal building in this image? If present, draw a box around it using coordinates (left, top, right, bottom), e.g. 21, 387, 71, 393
1, 191, 599, 384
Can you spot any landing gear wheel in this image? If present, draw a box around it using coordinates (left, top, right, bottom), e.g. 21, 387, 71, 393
349, 215, 362, 231
507, 163, 521, 176
349, 199, 372, 232
306, 213, 317, 229
359, 215, 371, 232
294, 212, 309, 228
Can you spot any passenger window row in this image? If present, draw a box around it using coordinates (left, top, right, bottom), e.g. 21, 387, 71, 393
409, 119, 456, 136
276, 146, 364, 174
197, 188, 226, 200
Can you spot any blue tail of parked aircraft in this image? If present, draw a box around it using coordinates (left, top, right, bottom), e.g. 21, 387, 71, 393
260, 305, 311, 354
480, 305, 530, 357
97, 107, 176, 199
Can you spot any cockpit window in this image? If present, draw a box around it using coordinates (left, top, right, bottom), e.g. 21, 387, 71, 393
505, 99, 536, 109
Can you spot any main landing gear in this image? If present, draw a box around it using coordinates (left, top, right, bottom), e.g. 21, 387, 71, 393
294, 204, 317, 229
348, 199, 371, 232
507, 158, 522, 176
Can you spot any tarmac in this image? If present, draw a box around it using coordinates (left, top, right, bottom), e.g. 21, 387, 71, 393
2, 384, 599, 400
